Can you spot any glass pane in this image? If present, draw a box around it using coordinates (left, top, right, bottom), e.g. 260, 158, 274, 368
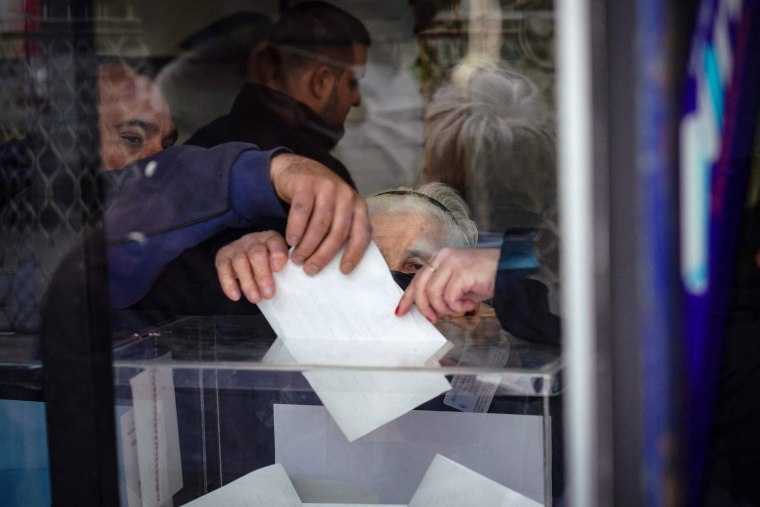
1, 1, 562, 505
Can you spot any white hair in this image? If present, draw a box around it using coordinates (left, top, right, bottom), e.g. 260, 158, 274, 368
367, 182, 478, 248
424, 67, 556, 232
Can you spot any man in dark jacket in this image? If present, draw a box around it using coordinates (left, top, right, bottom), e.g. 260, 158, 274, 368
185, 2, 370, 189
104, 143, 370, 314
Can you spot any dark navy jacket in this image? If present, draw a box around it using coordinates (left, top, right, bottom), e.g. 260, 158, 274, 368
104, 142, 289, 310
493, 229, 561, 346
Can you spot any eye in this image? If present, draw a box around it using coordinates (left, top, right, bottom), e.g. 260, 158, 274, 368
119, 133, 144, 147
403, 260, 425, 273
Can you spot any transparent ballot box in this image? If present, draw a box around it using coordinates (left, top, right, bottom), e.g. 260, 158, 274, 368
111, 313, 563, 507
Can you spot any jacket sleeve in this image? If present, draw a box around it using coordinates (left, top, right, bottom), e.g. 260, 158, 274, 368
493, 229, 562, 346
105, 143, 290, 309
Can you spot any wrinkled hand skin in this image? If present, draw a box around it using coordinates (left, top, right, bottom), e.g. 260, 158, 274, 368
215, 230, 289, 303
396, 247, 500, 323
216, 154, 371, 303
269, 153, 371, 277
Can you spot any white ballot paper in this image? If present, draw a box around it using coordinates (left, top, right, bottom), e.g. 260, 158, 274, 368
407, 454, 543, 507
180, 455, 541, 507
257, 242, 451, 441
182, 464, 302, 507
130, 367, 183, 507
274, 405, 545, 504
118, 409, 142, 507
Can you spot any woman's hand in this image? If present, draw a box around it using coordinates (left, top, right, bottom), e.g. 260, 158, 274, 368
215, 230, 289, 303
396, 247, 500, 323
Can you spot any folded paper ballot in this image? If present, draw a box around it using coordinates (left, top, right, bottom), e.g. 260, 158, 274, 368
181, 455, 543, 507
408, 455, 543, 507
182, 464, 302, 507
257, 242, 448, 365
130, 366, 183, 507
273, 405, 545, 504
257, 242, 451, 441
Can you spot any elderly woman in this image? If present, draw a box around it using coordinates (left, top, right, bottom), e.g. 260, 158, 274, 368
404, 67, 561, 345
366, 182, 477, 287
215, 182, 478, 302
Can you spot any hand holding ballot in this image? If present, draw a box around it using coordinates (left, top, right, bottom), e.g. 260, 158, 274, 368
269, 153, 371, 276
216, 152, 371, 303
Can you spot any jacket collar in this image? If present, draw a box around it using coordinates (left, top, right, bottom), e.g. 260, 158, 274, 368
231, 83, 343, 149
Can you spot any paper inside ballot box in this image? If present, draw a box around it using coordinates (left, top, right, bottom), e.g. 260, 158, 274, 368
130, 366, 183, 507
257, 242, 453, 441
181, 455, 543, 507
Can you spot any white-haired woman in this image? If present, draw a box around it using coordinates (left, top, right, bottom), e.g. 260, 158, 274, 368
365, 182, 477, 288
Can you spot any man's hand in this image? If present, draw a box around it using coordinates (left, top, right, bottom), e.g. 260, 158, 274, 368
396, 247, 500, 323
269, 153, 370, 276
215, 230, 288, 303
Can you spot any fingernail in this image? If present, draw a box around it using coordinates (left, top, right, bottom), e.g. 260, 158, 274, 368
287, 235, 299, 245
272, 258, 285, 271
249, 290, 261, 302
394, 305, 400, 316
341, 261, 353, 273
262, 287, 273, 298
230, 289, 240, 301
305, 263, 319, 276
292, 255, 304, 265
426, 315, 435, 323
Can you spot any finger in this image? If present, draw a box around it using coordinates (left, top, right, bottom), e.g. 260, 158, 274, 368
460, 299, 478, 313
215, 257, 241, 301
427, 265, 457, 317
247, 242, 275, 299
285, 188, 315, 254
264, 233, 290, 272
412, 264, 438, 322
339, 201, 371, 274
301, 192, 355, 275
291, 189, 338, 274
396, 277, 417, 317
442, 274, 467, 313
231, 254, 261, 303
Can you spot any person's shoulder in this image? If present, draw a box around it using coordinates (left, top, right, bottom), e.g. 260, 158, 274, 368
184, 114, 239, 148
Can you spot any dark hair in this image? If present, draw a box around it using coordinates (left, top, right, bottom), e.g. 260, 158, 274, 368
179, 11, 272, 61
270, 2, 370, 53
257, 2, 370, 84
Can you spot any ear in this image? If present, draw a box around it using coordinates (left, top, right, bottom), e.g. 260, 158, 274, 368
309, 64, 336, 101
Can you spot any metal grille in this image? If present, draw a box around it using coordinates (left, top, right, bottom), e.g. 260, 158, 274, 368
0, 3, 146, 337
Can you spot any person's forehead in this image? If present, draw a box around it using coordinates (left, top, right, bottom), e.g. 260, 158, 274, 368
371, 213, 440, 247
371, 211, 424, 229
370, 213, 444, 269
99, 74, 171, 119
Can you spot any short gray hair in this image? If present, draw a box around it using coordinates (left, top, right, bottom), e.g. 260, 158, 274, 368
367, 182, 478, 248
424, 67, 556, 232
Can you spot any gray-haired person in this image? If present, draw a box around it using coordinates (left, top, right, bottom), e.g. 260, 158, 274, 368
424, 67, 556, 235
